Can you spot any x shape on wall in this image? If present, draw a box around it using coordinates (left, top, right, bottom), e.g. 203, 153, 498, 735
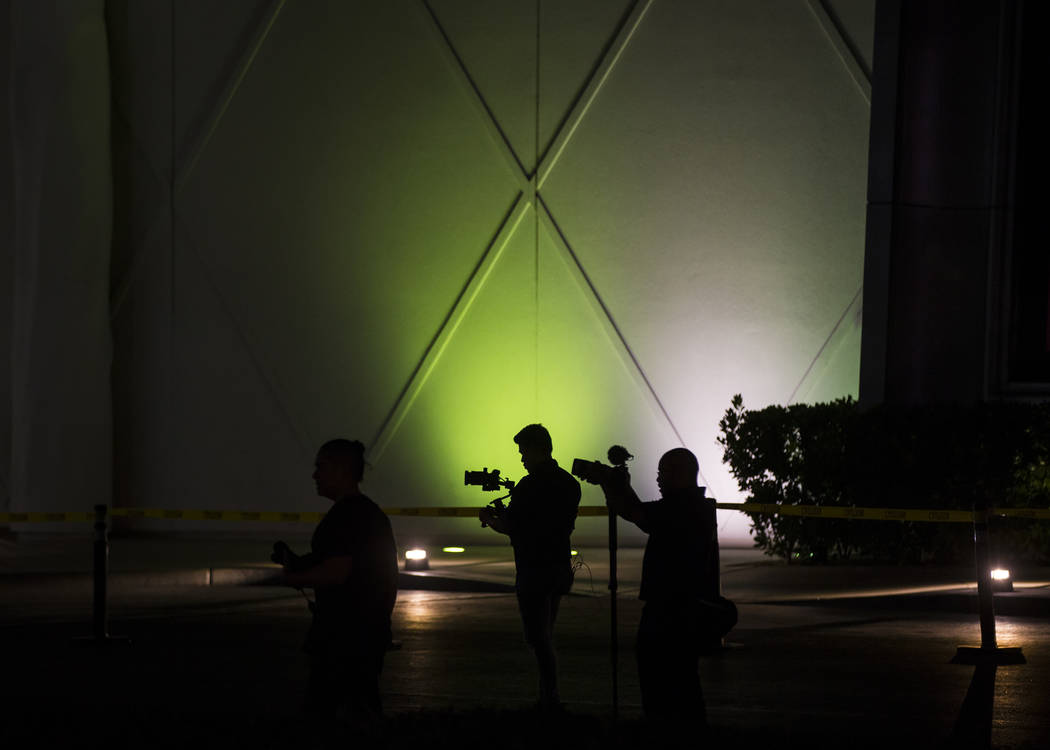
106, 0, 870, 486
365, 0, 692, 468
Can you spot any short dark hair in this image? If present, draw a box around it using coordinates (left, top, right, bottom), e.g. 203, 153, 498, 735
513, 424, 552, 454
318, 438, 366, 481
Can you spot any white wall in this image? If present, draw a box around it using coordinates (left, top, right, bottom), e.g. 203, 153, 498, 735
10, 0, 874, 546
1, 0, 13, 515
7, 0, 113, 519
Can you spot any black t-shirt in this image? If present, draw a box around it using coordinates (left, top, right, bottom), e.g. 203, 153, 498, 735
309, 494, 398, 634
507, 459, 581, 586
637, 486, 719, 602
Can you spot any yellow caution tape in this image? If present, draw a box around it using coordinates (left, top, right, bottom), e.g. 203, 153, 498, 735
723, 503, 976, 523
385, 507, 479, 518
0, 511, 97, 523
108, 508, 327, 523
2, 504, 1048, 524
994, 507, 1050, 520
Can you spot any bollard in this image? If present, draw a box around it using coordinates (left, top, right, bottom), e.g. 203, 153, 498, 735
952, 500, 1022, 665
973, 505, 997, 650
92, 504, 108, 639
74, 505, 130, 646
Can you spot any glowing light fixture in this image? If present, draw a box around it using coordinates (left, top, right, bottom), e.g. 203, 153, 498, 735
442, 546, 465, 553
990, 568, 1013, 592
571, 550, 578, 556
404, 548, 429, 571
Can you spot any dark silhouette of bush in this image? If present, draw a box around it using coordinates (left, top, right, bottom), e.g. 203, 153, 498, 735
718, 395, 1050, 564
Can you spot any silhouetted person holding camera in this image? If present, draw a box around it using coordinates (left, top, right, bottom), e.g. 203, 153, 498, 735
478, 424, 581, 710
272, 439, 398, 742
595, 447, 722, 734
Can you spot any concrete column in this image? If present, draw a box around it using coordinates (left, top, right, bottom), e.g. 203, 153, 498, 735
9, 0, 113, 512
860, 0, 1017, 405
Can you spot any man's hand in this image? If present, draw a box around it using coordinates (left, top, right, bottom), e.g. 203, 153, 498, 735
271, 540, 295, 566
479, 506, 509, 534
282, 555, 353, 588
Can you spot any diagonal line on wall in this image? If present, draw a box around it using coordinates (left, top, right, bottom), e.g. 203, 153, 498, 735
176, 0, 287, 191
787, 285, 863, 405
109, 107, 170, 318
376, 0, 673, 466
806, 0, 871, 105
109, 0, 310, 462
536, 0, 653, 190
367, 194, 533, 462
537, 195, 714, 489
421, 0, 530, 181
173, 214, 314, 460
110, 0, 287, 321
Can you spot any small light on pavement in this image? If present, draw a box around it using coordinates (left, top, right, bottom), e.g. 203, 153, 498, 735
990, 568, 1013, 592
404, 548, 429, 571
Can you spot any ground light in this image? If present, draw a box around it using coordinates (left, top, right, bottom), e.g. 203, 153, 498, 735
442, 547, 465, 553
990, 568, 1013, 592
404, 548, 429, 571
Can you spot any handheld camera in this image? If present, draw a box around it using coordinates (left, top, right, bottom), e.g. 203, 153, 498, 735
465, 467, 516, 528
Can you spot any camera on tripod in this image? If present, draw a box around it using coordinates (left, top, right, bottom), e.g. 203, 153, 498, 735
571, 445, 634, 486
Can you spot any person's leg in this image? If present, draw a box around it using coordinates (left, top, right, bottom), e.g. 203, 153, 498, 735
637, 604, 706, 716
518, 589, 561, 707
349, 641, 386, 718
636, 603, 666, 719
320, 634, 387, 748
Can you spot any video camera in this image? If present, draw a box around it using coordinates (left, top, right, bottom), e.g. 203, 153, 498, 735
571, 445, 634, 486
465, 467, 515, 528
464, 467, 514, 492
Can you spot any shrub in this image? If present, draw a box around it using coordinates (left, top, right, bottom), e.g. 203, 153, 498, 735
717, 395, 1050, 564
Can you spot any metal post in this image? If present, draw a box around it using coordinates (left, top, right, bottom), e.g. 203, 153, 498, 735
953, 500, 1023, 665
608, 509, 618, 720
74, 504, 130, 646
972, 504, 997, 650
92, 503, 108, 640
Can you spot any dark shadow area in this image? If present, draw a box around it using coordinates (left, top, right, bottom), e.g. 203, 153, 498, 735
397, 572, 516, 593
761, 592, 1050, 618
946, 663, 996, 750
0, 703, 911, 750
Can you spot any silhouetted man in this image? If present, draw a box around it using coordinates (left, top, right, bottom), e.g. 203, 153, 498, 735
478, 423, 581, 710
273, 439, 398, 738
600, 447, 719, 731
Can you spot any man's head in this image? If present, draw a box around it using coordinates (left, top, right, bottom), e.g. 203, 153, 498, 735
313, 439, 366, 500
656, 447, 699, 496
514, 423, 553, 473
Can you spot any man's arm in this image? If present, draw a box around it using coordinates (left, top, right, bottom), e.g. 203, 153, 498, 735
282, 555, 353, 588
600, 470, 647, 529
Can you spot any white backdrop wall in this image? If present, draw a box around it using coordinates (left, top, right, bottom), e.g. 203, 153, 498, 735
8, 0, 874, 546
1, 0, 12, 515
7, 0, 113, 519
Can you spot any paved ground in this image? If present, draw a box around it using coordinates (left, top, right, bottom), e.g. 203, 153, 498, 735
1, 534, 1048, 749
